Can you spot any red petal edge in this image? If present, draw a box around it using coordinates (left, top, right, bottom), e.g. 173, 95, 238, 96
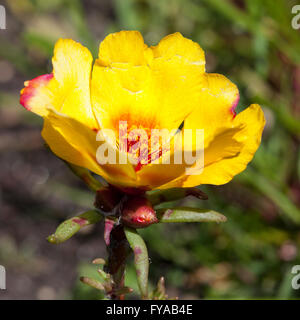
230, 93, 240, 119
20, 73, 54, 110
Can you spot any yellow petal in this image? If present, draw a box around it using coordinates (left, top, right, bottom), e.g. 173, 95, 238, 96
42, 118, 102, 176
135, 129, 204, 189
20, 39, 98, 129
184, 73, 239, 149
97, 30, 152, 66
151, 32, 205, 72
153, 72, 240, 188
159, 104, 265, 188
136, 151, 187, 189
91, 31, 205, 140
42, 109, 138, 187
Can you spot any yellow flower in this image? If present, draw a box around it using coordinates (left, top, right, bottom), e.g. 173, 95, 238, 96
20, 31, 265, 191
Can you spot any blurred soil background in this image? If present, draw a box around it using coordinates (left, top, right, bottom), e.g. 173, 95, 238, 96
0, 0, 300, 299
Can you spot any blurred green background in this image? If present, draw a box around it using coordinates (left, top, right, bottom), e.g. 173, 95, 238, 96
0, 0, 300, 300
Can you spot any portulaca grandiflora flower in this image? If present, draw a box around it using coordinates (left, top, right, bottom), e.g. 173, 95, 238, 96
20, 31, 265, 192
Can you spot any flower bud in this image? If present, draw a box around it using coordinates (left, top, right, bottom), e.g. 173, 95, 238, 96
121, 196, 158, 228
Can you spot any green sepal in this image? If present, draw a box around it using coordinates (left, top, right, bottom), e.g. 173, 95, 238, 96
124, 227, 149, 299
47, 210, 103, 244
156, 207, 227, 223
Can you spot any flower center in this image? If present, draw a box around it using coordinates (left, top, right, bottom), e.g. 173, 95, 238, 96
115, 115, 168, 171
